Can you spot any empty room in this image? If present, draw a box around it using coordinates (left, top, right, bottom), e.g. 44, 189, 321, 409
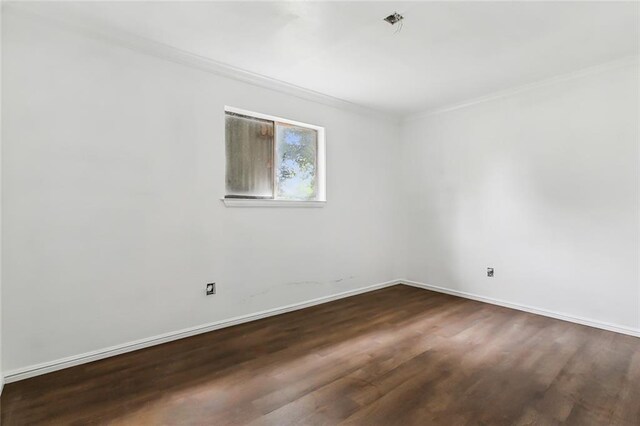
0, 1, 638, 424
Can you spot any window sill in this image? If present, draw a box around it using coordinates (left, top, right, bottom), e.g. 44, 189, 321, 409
221, 198, 326, 208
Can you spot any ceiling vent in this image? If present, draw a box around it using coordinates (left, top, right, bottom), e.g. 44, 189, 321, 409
384, 12, 404, 25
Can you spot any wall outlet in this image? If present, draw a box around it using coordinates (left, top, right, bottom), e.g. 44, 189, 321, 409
206, 283, 216, 295
487, 268, 494, 277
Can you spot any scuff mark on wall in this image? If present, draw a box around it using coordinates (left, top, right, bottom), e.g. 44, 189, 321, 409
285, 280, 321, 286
244, 276, 357, 301
332, 275, 356, 283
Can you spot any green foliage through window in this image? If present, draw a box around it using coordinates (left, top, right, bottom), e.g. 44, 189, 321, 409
276, 124, 317, 200
225, 110, 320, 201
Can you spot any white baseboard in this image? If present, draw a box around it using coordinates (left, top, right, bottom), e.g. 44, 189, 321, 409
4, 279, 401, 383
5, 278, 638, 384
402, 279, 640, 338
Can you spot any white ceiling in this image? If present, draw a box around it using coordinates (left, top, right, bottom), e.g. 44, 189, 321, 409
15, 1, 640, 118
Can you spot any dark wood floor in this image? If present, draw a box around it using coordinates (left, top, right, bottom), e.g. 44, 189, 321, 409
2, 285, 639, 425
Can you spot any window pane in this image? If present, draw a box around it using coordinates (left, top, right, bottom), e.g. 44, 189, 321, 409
275, 123, 317, 200
225, 113, 274, 198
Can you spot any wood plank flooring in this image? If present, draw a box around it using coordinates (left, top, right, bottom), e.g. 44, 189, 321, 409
1, 285, 639, 425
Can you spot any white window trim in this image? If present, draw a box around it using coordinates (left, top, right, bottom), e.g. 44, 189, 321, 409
223, 106, 326, 207
221, 198, 326, 208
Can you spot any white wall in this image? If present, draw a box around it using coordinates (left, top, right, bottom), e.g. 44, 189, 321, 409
401, 59, 639, 330
2, 7, 638, 379
0, 2, 4, 393
1, 11, 401, 372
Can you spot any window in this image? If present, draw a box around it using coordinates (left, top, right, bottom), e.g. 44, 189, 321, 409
224, 107, 325, 206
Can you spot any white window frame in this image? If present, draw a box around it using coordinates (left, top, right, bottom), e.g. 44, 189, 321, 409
222, 106, 326, 208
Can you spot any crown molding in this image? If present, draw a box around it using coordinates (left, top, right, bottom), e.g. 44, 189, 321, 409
5, 3, 635, 126
403, 55, 639, 123
4, 3, 400, 124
